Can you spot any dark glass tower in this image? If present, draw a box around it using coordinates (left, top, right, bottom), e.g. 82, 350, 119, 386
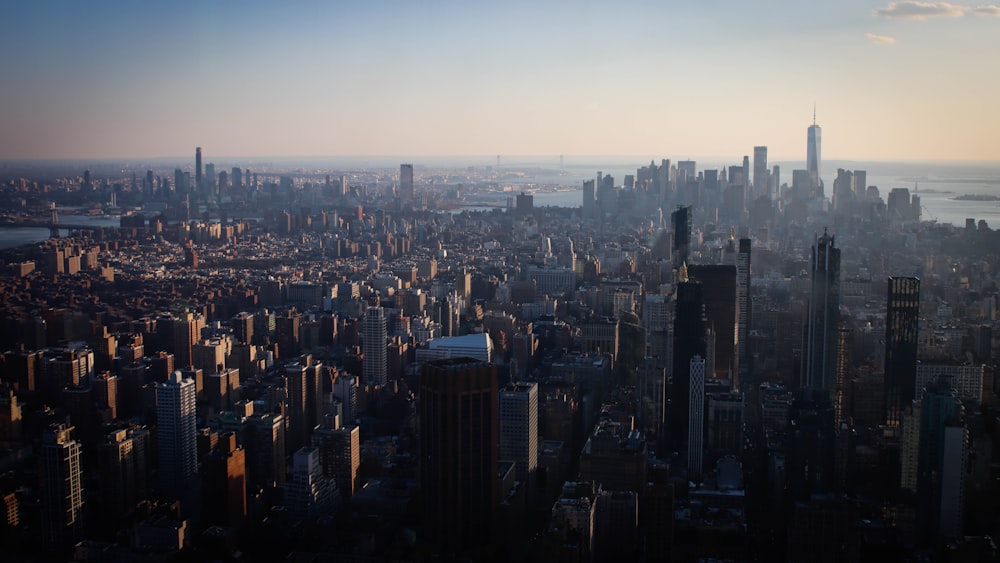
671, 279, 706, 454
884, 276, 920, 427
803, 230, 840, 399
671, 205, 692, 267
195, 147, 202, 191
787, 388, 836, 500
807, 111, 822, 194
687, 264, 738, 381
419, 358, 498, 556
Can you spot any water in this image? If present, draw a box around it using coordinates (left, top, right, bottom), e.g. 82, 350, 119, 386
0, 215, 122, 250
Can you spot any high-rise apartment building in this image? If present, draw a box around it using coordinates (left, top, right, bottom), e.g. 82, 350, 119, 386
156, 372, 197, 499
499, 381, 538, 485
737, 238, 752, 386
246, 412, 286, 489
803, 231, 840, 398
419, 358, 498, 555
202, 432, 246, 526
884, 277, 920, 427
40, 424, 84, 552
98, 427, 150, 524
362, 307, 387, 387
312, 421, 360, 499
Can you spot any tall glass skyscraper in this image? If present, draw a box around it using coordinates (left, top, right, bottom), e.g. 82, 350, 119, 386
807, 113, 822, 193
884, 276, 920, 427
804, 230, 840, 398
420, 358, 497, 556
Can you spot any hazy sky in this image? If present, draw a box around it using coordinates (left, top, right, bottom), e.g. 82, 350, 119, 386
1, 0, 997, 161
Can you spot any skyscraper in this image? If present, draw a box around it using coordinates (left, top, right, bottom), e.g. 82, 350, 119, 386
361, 307, 387, 387
687, 355, 706, 480
671, 278, 706, 454
419, 358, 498, 556
917, 377, 967, 542
787, 388, 836, 499
499, 381, 539, 485
40, 423, 84, 552
884, 277, 920, 427
803, 230, 840, 398
753, 146, 768, 200
687, 264, 738, 381
671, 205, 692, 267
312, 421, 360, 500
195, 147, 202, 191
807, 111, 822, 194
737, 238, 752, 387
400, 163, 414, 204
156, 372, 197, 499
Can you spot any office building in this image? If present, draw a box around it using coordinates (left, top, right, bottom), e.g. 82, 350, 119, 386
400, 163, 414, 204
671, 205, 692, 266
807, 111, 822, 193
753, 145, 768, 200
499, 381, 539, 485
40, 423, 84, 552
917, 377, 967, 542
787, 388, 836, 500
803, 230, 840, 398
362, 307, 387, 387
672, 279, 706, 454
688, 355, 706, 480
419, 358, 498, 555
156, 372, 197, 499
914, 362, 984, 402
688, 264, 738, 380
195, 147, 202, 192
884, 277, 920, 426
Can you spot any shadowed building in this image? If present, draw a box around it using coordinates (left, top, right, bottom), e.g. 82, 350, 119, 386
419, 358, 498, 556
884, 277, 920, 427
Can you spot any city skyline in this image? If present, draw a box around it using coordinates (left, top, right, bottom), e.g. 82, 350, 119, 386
1, 1, 998, 162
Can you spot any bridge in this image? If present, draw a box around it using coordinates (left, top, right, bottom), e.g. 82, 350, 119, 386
0, 219, 118, 238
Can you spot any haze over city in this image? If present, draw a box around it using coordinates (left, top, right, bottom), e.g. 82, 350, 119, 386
1, 0, 998, 161
2, 2, 1000, 563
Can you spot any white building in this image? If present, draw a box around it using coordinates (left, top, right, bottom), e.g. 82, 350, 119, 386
499, 382, 539, 484
156, 372, 197, 498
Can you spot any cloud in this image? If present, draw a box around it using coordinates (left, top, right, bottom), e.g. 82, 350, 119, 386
865, 32, 899, 44
876, 1, 965, 19
972, 4, 1000, 15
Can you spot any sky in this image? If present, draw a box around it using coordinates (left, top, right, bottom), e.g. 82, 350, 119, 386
0, 0, 997, 162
